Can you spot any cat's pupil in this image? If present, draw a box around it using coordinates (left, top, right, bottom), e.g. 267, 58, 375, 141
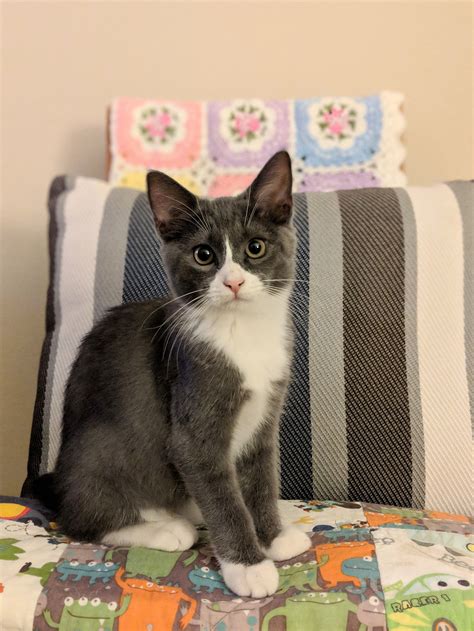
246, 238, 266, 259
194, 244, 214, 265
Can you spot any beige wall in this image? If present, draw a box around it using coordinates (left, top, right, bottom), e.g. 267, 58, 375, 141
1, 1, 472, 495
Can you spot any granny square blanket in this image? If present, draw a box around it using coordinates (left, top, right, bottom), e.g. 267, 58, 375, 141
1, 497, 472, 630
107, 93, 406, 195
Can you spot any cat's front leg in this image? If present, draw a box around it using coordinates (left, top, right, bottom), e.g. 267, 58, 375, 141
237, 414, 312, 562
170, 428, 279, 598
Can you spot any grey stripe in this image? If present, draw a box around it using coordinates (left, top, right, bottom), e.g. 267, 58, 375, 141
308, 192, 347, 500
340, 187, 412, 506
447, 181, 473, 433
93, 187, 141, 323
396, 188, 425, 508
40, 176, 76, 474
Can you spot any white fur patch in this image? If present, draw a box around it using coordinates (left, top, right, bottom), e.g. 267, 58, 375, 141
264, 525, 312, 561
192, 238, 291, 459
102, 510, 198, 551
219, 558, 279, 597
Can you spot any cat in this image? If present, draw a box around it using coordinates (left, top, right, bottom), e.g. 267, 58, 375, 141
33, 151, 311, 597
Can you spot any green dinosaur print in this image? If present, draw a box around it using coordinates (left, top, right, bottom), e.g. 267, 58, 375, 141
105, 546, 197, 582
43, 595, 131, 631
19, 561, 56, 586
262, 592, 359, 630
277, 558, 326, 594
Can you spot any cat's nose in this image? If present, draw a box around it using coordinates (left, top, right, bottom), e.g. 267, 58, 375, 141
224, 278, 245, 296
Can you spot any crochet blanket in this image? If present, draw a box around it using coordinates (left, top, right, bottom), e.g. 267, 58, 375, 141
107, 93, 406, 195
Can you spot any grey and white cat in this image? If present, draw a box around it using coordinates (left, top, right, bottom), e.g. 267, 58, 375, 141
35, 151, 311, 597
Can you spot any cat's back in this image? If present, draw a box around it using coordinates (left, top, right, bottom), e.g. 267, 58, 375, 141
63, 299, 172, 432
70, 299, 164, 374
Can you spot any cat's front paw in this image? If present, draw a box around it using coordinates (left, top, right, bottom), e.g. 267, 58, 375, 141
264, 525, 311, 561
219, 558, 279, 598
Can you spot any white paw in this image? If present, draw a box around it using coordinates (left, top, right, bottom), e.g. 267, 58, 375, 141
219, 559, 279, 597
264, 525, 311, 561
149, 518, 198, 551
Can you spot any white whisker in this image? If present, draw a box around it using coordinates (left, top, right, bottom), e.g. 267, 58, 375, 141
141, 289, 207, 330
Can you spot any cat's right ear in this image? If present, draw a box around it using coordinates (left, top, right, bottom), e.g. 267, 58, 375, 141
147, 171, 198, 240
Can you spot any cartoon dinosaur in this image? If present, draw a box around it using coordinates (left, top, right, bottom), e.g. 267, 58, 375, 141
262, 592, 360, 630
56, 559, 120, 585
387, 573, 473, 631
0, 538, 24, 560
315, 541, 376, 589
188, 564, 232, 595
115, 567, 196, 630
62, 542, 108, 563
277, 559, 325, 594
424, 520, 473, 536
106, 545, 197, 582
19, 561, 56, 586
342, 555, 383, 598
200, 597, 272, 630
357, 596, 387, 630
322, 527, 372, 542
377, 506, 424, 519
44, 595, 130, 631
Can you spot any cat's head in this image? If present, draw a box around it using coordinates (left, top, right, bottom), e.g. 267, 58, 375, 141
147, 151, 296, 312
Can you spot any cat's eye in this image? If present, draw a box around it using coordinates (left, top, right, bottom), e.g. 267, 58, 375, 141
193, 244, 215, 265
246, 238, 266, 259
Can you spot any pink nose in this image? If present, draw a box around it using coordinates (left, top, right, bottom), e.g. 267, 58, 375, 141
224, 278, 245, 296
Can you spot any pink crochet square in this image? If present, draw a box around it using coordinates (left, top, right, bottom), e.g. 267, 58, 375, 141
114, 98, 202, 170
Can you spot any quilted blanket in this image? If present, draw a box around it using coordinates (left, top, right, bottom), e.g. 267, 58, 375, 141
1, 497, 472, 631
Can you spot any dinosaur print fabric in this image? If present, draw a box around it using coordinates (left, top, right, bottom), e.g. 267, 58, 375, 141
0, 496, 472, 630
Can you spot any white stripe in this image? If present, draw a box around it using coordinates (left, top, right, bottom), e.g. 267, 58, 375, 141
47, 177, 110, 469
409, 183, 472, 514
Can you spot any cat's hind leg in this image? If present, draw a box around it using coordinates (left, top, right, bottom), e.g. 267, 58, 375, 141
102, 508, 198, 551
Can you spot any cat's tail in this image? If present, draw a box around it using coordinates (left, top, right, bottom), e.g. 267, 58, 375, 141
27, 472, 60, 512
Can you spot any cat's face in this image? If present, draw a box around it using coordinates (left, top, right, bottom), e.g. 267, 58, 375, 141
147, 151, 296, 312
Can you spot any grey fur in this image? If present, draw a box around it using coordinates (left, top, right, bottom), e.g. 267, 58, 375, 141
41, 151, 296, 565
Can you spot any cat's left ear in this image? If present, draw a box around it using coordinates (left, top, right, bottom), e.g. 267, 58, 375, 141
242, 151, 293, 224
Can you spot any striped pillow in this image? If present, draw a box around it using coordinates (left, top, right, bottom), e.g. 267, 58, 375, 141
25, 178, 473, 514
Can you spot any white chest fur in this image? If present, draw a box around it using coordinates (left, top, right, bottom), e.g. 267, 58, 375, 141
192, 292, 290, 459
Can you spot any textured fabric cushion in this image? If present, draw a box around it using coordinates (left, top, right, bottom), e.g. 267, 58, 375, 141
25, 178, 473, 514
107, 93, 406, 194
1, 496, 473, 631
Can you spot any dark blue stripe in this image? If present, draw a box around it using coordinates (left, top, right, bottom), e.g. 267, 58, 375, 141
279, 194, 312, 499
122, 193, 169, 303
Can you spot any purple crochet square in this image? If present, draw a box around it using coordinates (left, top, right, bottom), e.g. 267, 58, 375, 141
207, 100, 290, 168
298, 171, 380, 192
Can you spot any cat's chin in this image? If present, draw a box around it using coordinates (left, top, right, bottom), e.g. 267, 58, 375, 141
210, 294, 255, 308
